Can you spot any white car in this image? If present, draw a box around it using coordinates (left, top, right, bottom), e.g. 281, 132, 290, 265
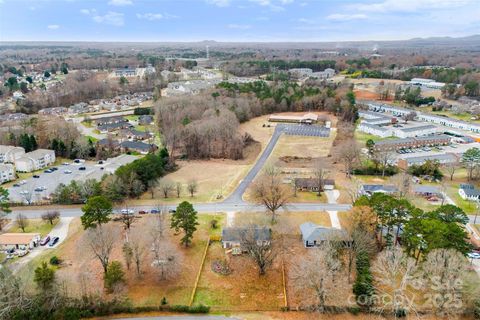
64, 170, 72, 174
62, 162, 71, 166
120, 209, 135, 214
468, 252, 480, 259
20, 180, 27, 185
20, 190, 29, 195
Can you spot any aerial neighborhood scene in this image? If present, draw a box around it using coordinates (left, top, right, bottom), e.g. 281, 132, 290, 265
1, 0, 480, 319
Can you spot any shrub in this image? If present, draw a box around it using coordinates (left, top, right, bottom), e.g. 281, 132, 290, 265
104, 261, 125, 293
50, 255, 60, 265
161, 297, 168, 305
170, 304, 210, 313
210, 219, 218, 229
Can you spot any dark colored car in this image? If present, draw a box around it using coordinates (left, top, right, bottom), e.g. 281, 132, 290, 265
79, 167, 86, 171
150, 209, 160, 214
44, 169, 52, 173
168, 209, 176, 213
33, 175, 40, 178
51, 167, 58, 171
97, 160, 104, 164
12, 183, 20, 187
74, 159, 81, 163
48, 237, 59, 247
40, 236, 51, 246
138, 210, 147, 215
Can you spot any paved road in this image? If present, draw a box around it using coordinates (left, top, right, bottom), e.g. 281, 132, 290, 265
116, 316, 238, 320
10, 202, 352, 218
7, 123, 346, 219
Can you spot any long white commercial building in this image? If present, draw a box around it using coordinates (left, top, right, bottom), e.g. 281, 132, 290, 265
366, 102, 480, 135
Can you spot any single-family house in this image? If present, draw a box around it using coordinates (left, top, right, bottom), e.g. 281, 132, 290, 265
0, 233, 41, 250
221, 227, 271, 249
94, 116, 128, 127
360, 184, 398, 196
300, 222, 352, 248
294, 178, 335, 192
98, 122, 133, 133
15, 149, 56, 172
138, 115, 154, 125
0, 145, 25, 163
459, 184, 480, 201
119, 128, 152, 141
119, 141, 156, 154
0, 163, 15, 184
413, 185, 442, 197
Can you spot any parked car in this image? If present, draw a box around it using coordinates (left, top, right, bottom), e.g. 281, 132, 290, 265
44, 169, 53, 173
40, 236, 51, 246
33, 175, 40, 178
168, 209, 176, 213
17, 250, 29, 257
20, 180, 27, 185
120, 209, 134, 214
468, 252, 480, 259
64, 170, 72, 174
97, 160, 104, 164
78, 166, 86, 171
12, 183, 20, 187
34, 187, 44, 192
51, 167, 58, 171
138, 210, 147, 215
150, 209, 160, 214
48, 237, 60, 247
62, 162, 70, 165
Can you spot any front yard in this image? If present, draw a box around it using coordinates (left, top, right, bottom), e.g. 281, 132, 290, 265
8, 218, 58, 237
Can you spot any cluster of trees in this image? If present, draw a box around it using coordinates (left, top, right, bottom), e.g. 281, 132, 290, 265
52, 150, 170, 204
157, 80, 357, 160
355, 194, 471, 255
408, 159, 443, 180
0, 116, 91, 160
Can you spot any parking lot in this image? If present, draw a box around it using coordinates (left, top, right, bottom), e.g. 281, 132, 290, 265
281, 124, 331, 137
395, 141, 480, 162
8, 161, 107, 203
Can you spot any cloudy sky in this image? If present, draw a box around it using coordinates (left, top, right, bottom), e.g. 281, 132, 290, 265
0, 0, 479, 42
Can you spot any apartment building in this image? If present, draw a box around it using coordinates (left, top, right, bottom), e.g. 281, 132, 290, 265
397, 153, 459, 169
0, 163, 15, 183
15, 149, 56, 172
373, 134, 452, 151
0, 145, 25, 163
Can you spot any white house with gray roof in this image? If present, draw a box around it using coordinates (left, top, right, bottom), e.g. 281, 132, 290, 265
458, 184, 480, 201
300, 222, 352, 248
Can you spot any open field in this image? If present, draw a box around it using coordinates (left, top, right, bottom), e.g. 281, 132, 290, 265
7, 218, 58, 237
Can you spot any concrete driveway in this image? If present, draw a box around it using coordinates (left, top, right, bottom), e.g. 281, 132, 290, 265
7, 217, 73, 273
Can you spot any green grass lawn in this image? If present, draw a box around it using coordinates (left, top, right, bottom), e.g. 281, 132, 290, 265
354, 129, 397, 146
125, 115, 139, 121
81, 121, 93, 128
8, 219, 58, 237
446, 185, 477, 214
85, 135, 98, 143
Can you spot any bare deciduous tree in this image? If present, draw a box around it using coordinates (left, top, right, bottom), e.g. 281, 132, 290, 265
373, 247, 419, 316
421, 249, 469, 317
187, 179, 198, 197
252, 166, 291, 223
444, 160, 459, 181
289, 246, 347, 311
151, 241, 182, 281
337, 139, 359, 178
391, 171, 412, 199
313, 160, 328, 197
129, 229, 146, 278
85, 225, 117, 275
373, 149, 395, 177
175, 182, 182, 198
240, 226, 275, 276
159, 179, 174, 198
41, 210, 60, 225
16, 213, 29, 232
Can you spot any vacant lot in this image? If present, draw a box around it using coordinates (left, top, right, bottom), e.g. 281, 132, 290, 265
194, 241, 285, 311
7, 218, 58, 237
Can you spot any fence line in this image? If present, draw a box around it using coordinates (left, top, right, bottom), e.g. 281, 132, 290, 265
189, 238, 210, 306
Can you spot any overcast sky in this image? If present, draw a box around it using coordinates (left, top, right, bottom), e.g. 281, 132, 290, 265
0, 0, 479, 42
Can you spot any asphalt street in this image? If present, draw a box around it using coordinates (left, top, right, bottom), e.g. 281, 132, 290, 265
7, 123, 346, 218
